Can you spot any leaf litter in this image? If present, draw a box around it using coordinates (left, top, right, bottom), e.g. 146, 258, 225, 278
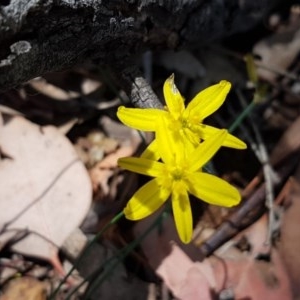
1, 4, 300, 300
0, 116, 92, 263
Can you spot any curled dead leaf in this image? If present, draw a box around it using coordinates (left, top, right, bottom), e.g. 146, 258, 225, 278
0, 277, 46, 300
0, 116, 92, 262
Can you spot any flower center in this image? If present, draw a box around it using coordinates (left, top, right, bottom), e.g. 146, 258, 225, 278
181, 118, 188, 128
180, 117, 197, 133
171, 168, 183, 181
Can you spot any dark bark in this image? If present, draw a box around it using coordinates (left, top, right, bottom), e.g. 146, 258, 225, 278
0, 0, 274, 107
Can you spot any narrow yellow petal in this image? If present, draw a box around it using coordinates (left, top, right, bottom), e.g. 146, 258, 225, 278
156, 117, 186, 166
199, 124, 247, 149
223, 133, 247, 149
118, 157, 165, 177
172, 182, 193, 244
141, 139, 160, 161
188, 130, 227, 171
185, 80, 231, 121
124, 178, 170, 220
163, 74, 185, 119
156, 117, 183, 165
186, 172, 241, 207
183, 127, 200, 148
117, 106, 167, 131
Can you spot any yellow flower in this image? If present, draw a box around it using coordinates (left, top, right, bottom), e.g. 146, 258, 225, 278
117, 75, 246, 160
118, 120, 241, 244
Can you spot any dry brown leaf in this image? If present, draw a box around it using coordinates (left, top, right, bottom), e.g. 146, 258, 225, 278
154, 240, 291, 300
0, 116, 92, 262
239, 214, 270, 258
133, 209, 202, 269
280, 165, 300, 298
269, 115, 300, 167
89, 118, 142, 195
57, 118, 78, 135
89, 145, 136, 193
211, 214, 292, 299
156, 243, 215, 300
134, 209, 292, 300
81, 78, 102, 95
254, 27, 300, 83
0, 105, 24, 117
210, 250, 292, 300
29, 78, 80, 100
0, 277, 46, 300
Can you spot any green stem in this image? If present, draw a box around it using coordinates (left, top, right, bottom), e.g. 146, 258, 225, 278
49, 211, 124, 299
65, 206, 170, 300
228, 101, 256, 133
84, 209, 169, 300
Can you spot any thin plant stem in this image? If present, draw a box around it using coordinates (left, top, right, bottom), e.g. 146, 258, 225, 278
235, 88, 276, 244
49, 211, 124, 299
228, 101, 256, 133
84, 209, 169, 299
65, 206, 170, 300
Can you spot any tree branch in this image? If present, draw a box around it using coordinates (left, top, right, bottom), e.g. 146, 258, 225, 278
0, 0, 272, 98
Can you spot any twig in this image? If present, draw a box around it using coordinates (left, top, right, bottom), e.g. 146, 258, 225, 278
199, 85, 300, 257
236, 88, 278, 245
111, 64, 163, 109
199, 145, 299, 257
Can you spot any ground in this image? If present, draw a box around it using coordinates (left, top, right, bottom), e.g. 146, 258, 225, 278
0, 3, 300, 300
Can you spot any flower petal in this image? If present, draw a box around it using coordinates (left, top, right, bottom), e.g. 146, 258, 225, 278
172, 182, 193, 244
185, 80, 231, 121
124, 178, 170, 220
186, 172, 241, 207
188, 130, 227, 171
141, 139, 160, 161
163, 74, 185, 119
156, 117, 184, 165
183, 127, 200, 148
199, 124, 247, 149
117, 106, 167, 131
118, 157, 165, 177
